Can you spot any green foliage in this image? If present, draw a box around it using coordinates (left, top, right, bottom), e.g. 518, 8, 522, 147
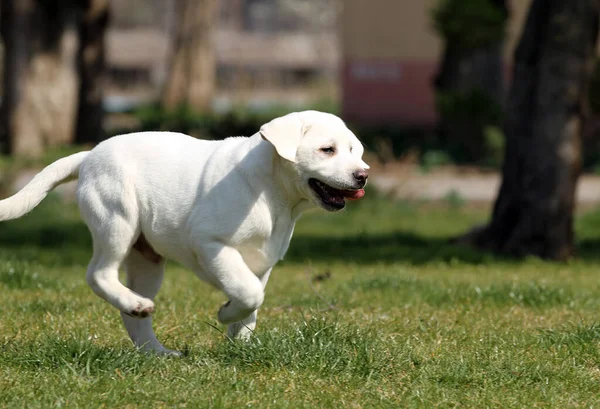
483, 125, 506, 166
432, 0, 507, 50
132, 99, 340, 140
435, 88, 503, 125
588, 58, 600, 115
585, 59, 600, 174
134, 104, 212, 137
420, 150, 455, 173
435, 88, 505, 163
443, 189, 465, 208
0, 145, 83, 178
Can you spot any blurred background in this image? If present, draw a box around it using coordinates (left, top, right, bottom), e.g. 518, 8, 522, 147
0, 0, 599, 260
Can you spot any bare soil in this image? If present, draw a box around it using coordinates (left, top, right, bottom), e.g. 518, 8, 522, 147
369, 161, 600, 208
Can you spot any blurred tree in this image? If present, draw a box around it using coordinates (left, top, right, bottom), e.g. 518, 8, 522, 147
0, 0, 81, 156
75, 0, 110, 144
0, 0, 108, 155
162, 0, 216, 112
460, 0, 600, 260
432, 0, 508, 163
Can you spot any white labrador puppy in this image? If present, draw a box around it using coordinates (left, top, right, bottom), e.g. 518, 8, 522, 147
0, 110, 369, 354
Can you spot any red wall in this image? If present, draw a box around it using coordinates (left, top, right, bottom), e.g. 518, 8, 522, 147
342, 59, 439, 127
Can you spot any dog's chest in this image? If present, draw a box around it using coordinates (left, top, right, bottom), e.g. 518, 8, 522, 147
238, 215, 295, 276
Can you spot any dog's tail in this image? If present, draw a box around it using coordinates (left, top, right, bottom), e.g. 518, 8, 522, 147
0, 151, 90, 221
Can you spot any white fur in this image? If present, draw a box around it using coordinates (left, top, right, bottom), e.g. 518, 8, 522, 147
0, 110, 369, 354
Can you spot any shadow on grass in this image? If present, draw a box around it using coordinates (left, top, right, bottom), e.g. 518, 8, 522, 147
0, 193, 499, 266
6, 206, 600, 266
0, 221, 91, 250
0, 195, 92, 266
0, 222, 498, 266
11, 193, 600, 266
575, 239, 600, 262
285, 231, 498, 265
0, 194, 89, 246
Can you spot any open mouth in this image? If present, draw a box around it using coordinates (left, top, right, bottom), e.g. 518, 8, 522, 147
308, 178, 365, 210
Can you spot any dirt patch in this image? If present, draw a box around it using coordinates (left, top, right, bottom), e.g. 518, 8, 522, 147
369, 161, 600, 207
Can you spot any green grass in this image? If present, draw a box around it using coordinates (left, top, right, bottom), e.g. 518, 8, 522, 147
3, 193, 600, 407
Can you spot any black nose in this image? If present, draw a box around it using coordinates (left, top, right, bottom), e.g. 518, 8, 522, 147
353, 170, 368, 186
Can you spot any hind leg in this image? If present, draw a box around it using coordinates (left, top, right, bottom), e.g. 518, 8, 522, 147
84, 218, 155, 317
120, 250, 177, 354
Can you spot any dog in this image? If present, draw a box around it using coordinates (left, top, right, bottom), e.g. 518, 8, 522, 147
0, 110, 369, 354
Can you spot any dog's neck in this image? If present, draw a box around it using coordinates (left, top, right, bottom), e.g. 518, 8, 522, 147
270, 146, 312, 219
240, 134, 313, 219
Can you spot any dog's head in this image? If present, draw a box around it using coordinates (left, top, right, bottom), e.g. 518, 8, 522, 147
260, 110, 369, 211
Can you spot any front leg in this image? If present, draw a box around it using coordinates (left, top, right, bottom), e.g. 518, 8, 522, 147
227, 268, 272, 339
226, 310, 257, 340
196, 243, 265, 324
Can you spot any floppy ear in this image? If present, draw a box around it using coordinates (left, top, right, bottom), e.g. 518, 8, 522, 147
259, 113, 305, 163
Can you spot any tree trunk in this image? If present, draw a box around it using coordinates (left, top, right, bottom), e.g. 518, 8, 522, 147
162, 0, 216, 112
462, 0, 600, 260
0, 0, 81, 156
75, 0, 109, 145
0, 0, 32, 154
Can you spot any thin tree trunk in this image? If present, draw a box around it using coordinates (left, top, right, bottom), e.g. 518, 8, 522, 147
75, 0, 109, 145
0, 0, 80, 157
461, 0, 600, 260
162, 0, 216, 112
0, 0, 35, 155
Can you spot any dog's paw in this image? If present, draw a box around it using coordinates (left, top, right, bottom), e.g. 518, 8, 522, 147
129, 301, 155, 318
137, 344, 182, 357
155, 348, 183, 357
227, 321, 255, 340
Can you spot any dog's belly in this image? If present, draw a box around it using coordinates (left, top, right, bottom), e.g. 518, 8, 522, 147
140, 231, 198, 271
133, 233, 163, 263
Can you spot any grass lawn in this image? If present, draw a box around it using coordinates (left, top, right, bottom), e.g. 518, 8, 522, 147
2, 191, 600, 407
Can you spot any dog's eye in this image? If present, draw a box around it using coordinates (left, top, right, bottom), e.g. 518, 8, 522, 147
320, 147, 335, 154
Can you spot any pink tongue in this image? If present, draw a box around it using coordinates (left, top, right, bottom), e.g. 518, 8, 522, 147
342, 189, 365, 200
